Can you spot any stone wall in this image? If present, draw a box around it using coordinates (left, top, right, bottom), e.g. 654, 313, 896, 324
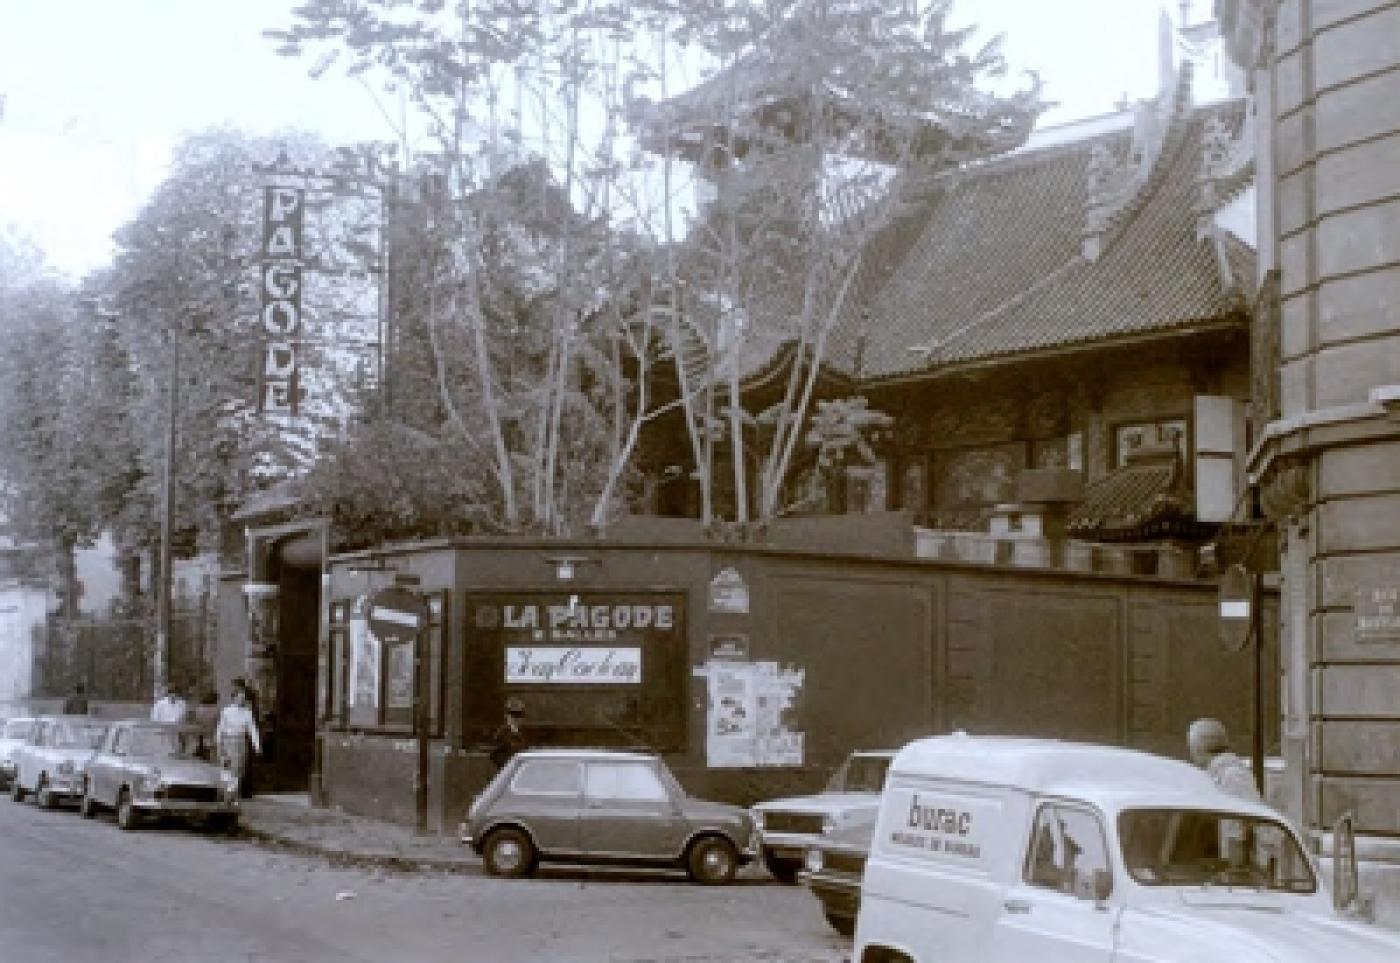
1227, 0, 1400, 926
318, 539, 1274, 828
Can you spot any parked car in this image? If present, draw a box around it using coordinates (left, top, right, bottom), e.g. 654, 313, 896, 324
460, 749, 756, 884
799, 807, 876, 937
752, 749, 892, 883
82, 720, 239, 831
0, 716, 36, 789
856, 734, 1400, 963
10, 715, 109, 808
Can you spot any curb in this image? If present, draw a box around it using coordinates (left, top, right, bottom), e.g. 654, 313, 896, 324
238, 824, 481, 875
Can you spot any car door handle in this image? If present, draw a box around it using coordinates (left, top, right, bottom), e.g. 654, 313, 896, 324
1003, 898, 1033, 915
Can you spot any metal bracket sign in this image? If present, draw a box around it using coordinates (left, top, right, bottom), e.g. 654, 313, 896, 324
707, 633, 750, 661
367, 586, 427, 645
708, 567, 750, 614
1356, 585, 1400, 643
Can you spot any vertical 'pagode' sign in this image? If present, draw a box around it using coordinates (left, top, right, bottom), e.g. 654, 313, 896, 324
259, 185, 304, 414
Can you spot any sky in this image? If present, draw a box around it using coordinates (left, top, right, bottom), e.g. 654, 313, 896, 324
0, 0, 1203, 277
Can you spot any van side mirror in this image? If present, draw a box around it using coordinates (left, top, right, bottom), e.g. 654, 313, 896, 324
1332, 812, 1375, 921
1333, 812, 1359, 913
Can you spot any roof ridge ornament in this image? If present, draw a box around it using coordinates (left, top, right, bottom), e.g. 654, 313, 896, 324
1196, 105, 1255, 239
1082, 61, 1196, 262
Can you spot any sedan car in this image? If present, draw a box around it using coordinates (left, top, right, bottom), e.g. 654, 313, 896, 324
460, 749, 756, 884
10, 716, 109, 808
799, 808, 876, 937
0, 716, 36, 789
752, 749, 891, 883
83, 720, 239, 831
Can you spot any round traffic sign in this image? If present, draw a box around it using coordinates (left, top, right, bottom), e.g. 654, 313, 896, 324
368, 586, 428, 644
1218, 563, 1252, 653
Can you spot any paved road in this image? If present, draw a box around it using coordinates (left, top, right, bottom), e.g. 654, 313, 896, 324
0, 796, 848, 963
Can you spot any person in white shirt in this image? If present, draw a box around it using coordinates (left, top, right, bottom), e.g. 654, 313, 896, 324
151, 685, 188, 724
216, 687, 261, 796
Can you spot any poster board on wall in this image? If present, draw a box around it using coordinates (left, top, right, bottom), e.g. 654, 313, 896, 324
704, 661, 805, 768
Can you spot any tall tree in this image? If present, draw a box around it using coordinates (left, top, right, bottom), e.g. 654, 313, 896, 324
629, 0, 1043, 524
269, 0, 1042, 534
102, 129, 381, 554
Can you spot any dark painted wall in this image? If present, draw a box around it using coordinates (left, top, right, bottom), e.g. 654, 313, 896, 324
319, 537, 1276, 830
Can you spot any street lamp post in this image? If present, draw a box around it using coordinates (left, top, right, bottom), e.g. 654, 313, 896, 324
153, 327, 179, 699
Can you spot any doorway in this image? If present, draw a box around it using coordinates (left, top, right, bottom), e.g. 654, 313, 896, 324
256, 535, 321, 792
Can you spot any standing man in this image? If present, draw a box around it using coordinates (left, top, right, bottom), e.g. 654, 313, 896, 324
151, 684, 188, 723
216, 686, 261, 798
489, 697, 530, 771
1188, 718, 1262, 802
62, 682, 88, 715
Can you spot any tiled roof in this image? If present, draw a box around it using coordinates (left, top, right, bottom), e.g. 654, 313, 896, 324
1066, 443, 1213, 542
835, 106, 1249, 381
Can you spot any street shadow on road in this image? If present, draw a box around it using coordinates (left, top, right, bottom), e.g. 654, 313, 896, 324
530, 865, 775, 887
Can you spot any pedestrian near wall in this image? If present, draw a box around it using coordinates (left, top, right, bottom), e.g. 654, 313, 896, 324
1187, 718, 1262, 803
488, 698, 530, 771
62, 682, 88, 715
151, 684, 188, 723
216, 686, 261, 797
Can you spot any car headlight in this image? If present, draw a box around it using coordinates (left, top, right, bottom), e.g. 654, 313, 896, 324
822, 814, 838, 835
805, 848, 824, 874
137, 768, 163, 795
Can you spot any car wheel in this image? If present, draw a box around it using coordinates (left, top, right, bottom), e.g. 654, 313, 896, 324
36, 777, 57, 810
687, 836, 739, 885
762, 849, 801, 885
204, 813, 238, 835
79, 791, 99, 819
10, 777, 25, 802
482, 827, 536, 878
823, 910, 856, 938
116, 789, 140, 831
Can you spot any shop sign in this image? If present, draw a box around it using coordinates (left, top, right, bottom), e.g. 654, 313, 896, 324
506, 646, 642, 684
258, 186, 304, 415
708, 633, 749, 661
1356, 586, 1400, 643
708, 567, 749, 614
478, 597, 676, 643
471, 592, 683, 692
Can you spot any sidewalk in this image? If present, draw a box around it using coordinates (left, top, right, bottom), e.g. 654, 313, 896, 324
238, 793, 480, 874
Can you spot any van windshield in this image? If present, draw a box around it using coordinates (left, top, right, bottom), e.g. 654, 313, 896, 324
1118, 808, 1316, 893
827, 755, 890, 793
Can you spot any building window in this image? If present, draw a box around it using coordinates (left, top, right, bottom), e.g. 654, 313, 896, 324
846, 461, 889, 514
1113, 419, 1188, 468
900, 458, 927, 514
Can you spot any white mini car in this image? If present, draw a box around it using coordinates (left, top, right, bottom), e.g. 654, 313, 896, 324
856, 734, 1400, 963
0, 716, 36, 789
10, 716, 109, 809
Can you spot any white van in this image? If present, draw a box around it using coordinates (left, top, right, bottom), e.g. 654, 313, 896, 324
855, 734, 1400, 963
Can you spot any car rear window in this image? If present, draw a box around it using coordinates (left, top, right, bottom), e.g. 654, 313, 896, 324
511, 759, 582, 795
585, 762, 669, 802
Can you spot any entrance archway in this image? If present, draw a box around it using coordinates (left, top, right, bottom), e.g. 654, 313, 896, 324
244, 523, 325, 793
